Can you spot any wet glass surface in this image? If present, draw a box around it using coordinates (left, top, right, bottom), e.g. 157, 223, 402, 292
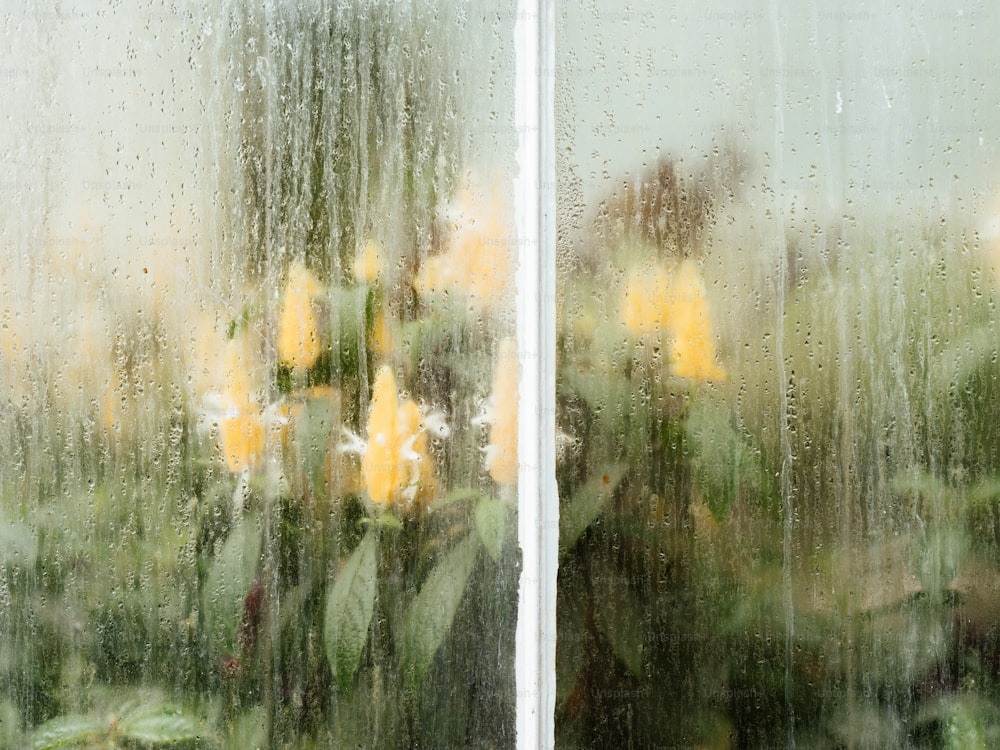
555, 2, 1000, 747
1, 3, 519, 747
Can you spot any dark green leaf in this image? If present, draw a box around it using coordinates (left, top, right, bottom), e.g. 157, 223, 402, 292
324, 529, 379, 694
559, 466, 624, 558
401, 533, 479, 687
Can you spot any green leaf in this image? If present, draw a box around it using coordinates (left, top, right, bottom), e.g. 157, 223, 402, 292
203, 514, 262, 652
967, 476, 1000, 512
31, 715, 107, 750
559, 466, 624, 558
293, 389, 338, 491
118, 705, 202, 744
324, 529, 379, 694
474, 498, 510, 563
917, 527, 968, 596
943, 708, 987, 750
401, 533, 479, 687
560, 367, 632, 429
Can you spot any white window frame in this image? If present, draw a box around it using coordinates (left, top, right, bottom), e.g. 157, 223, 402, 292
514, 1, 557, 748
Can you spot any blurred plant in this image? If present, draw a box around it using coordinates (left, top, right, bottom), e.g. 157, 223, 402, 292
277, 261, 324, 373
3, 3, 520, 749
620, 258, 725, 381
554, 146, 1000, 748
342, 365, 444, 512
414, 177, 515, 312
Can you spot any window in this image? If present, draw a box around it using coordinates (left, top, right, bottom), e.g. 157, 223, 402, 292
3, 3, 524, 748
556, 2, 1000, 748
4, 2, 1000, 749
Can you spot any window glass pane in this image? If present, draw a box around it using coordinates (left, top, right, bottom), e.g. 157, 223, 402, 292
556, 2, 1000, 747
1, 3, 518, 747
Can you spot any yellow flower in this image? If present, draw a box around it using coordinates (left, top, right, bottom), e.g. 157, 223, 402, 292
361, 367, 401, 506
414, 179, 514, 310
220, 410, 266, 473
483, 338, 519, 485
620, 259, 725, 382
216, 336, 267, 473
398, 398, 438, 507
358, 366, 442, 509
190, 307, 291, 474
665, 261, 726, 382
353, 240, 384, 283
621, 265, 672, 336
277, 262, 323, 371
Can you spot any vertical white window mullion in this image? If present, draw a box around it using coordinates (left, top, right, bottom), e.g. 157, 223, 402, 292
515, 0, 556, 748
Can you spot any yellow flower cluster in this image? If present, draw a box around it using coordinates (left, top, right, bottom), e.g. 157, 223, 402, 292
277, 262, 323, 372
192, 316, 288, 475
216, 335, 267, 473
621, 259, 725, 382
414, 181, 514, 310
361, 366, 438, 510
483, 338, 519, 486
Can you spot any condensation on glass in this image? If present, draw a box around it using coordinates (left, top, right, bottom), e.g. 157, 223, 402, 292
0, 3, 519, 748
556, 2, 1000, 748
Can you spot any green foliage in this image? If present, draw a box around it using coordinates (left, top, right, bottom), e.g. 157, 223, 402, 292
31, 715, 108, 750
474, 498, 512, 563
1, 4, 518, 749
203, 513, 262, 655
558, 466, 624, 558
31, 694, 202, 750
590, 559, 646, 678
400, 533, 480, 687
686, 399, 778, 521
554, 195, 1000, 746
324, 530, 379, 694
